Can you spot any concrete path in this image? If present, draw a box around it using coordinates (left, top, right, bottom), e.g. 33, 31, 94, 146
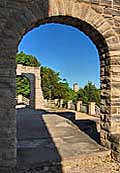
16, 108, 120, 173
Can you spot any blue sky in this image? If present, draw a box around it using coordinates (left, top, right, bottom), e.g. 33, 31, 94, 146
19, 23, 100, 88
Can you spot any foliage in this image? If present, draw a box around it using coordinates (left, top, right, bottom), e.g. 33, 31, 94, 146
16, 51, 40, 67
16, 76, 30, 98
41, 66, 60, 99
16, 51, 40, 98
55, 82, 77, 102
16, 52, 100, 106
77, 81, 100, 106
41, 66, 77, 101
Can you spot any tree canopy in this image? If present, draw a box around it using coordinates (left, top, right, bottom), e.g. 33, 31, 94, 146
77, 81, 100, 106
41, 66, 76, 102
16, 51, 40, 67
16, 76, 30, 98
16, 52, 100, 106
16, 51, 40, 98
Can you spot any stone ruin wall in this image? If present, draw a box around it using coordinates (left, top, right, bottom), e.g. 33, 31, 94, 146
16, 64, 44, 109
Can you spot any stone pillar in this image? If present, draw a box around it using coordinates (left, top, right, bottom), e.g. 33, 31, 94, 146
89, 102, 96, 115
100, 59, 120, 152
17, 94, 22, 104
60, 99, 64, 108
34, 67, 44, 109
110, 65, 120, 135
29, 75, 35, 109
100, 58, 112, 149
67, 100, 72, 109
44, 99, 48, 106
76, 101, 82, 112
0, 56, 16, 168
55, 99, 59, 106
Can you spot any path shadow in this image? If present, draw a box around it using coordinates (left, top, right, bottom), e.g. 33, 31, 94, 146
75, 119, 100, 144
16, 107, 63, 173
43, 110, 76, 122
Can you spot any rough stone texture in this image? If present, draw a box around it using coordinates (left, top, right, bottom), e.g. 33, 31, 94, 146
0, 0, 120, 168
16, 64, 44, 109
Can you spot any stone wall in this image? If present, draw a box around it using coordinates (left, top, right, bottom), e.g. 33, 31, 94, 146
0, 0, 120, 168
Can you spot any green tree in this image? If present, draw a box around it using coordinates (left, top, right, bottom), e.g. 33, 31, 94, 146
55, 81, 77, 102
41, 67, 77, 102
41, 66, 61, 99
77, 81, 100, 106
16, 51, 40, 67
16, 76, 30, 98
16, 51, 40, 98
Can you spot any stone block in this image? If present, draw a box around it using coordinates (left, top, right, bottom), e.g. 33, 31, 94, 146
111, 107, 118, 114
100, 129, 109, 140
100, 136, 111, 148
110, 50, 120, 57
111, 150, 120, 162
98, 22, 110, 34
104, 8, 120, 16
100, 121, 111, 132
110, 134, 120, 157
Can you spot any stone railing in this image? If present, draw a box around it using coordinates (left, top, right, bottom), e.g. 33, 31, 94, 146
80, 104, 88, 113
88, 102, 101, 117
45, 99, 100, 117
67, 100, 101, 117
16, 94, 30, 106
45, 99, 65, 108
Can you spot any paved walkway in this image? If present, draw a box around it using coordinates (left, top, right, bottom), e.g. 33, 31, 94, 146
16, 108, 120, 173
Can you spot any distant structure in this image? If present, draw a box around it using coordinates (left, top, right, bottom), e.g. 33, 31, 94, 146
73, 83, 79, 92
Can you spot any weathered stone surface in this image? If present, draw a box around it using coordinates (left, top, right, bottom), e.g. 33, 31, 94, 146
0, 0, 120, 168
16, 64, 44, 109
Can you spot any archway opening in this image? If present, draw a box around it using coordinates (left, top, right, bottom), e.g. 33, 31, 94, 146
19, 22, 100, 88
18, 16, 109, 114
19, 22, 101, 121
16, 16, 110, 169
16, 75, 31, 108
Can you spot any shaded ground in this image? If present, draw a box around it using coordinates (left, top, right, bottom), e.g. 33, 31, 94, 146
75, 112, 100, 143
16, 107, 120, 173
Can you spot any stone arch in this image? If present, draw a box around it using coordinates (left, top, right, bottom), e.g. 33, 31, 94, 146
0, 0, 120, 168
16, 64, 44, 109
